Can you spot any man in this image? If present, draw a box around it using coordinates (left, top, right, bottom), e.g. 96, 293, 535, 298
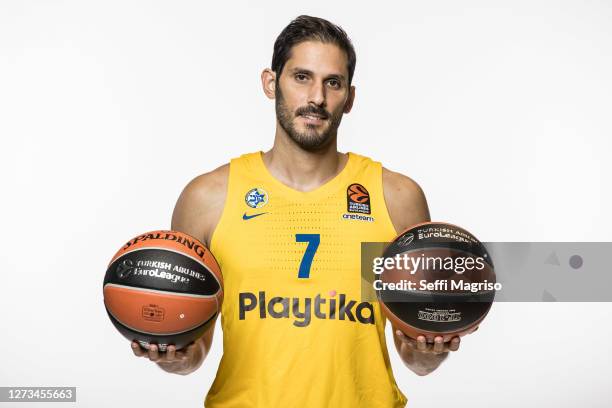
132, 15, 462, 407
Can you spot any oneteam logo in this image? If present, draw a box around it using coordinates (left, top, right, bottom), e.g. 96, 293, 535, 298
238, 291, 375, 327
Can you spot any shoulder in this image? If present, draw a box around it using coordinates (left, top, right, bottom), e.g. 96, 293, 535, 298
382, 167, 424, 200
382, 167, 431, 234
171, 163, 230, 247
180, 163, 230, 200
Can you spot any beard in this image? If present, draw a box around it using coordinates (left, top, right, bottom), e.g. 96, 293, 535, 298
275, 83, 344, 151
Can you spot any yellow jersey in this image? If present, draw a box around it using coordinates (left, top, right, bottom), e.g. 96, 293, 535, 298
206, 151, 407, 407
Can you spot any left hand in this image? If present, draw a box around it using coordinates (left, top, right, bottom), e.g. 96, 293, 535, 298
394, 330, 461, 355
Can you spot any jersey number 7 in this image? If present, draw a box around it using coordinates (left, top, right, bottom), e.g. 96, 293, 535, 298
295, 234, 320, 279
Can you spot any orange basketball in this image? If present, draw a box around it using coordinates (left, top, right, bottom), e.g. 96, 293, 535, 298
103, 230, 223, 350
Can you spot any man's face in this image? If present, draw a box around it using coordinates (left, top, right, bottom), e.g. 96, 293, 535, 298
274, 41, 353, 151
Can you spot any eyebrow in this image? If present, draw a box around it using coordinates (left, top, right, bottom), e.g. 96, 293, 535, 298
290, 67, 346, 82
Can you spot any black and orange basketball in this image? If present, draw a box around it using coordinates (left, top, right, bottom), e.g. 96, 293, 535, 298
103, 230, 223, 350
377, 222, 496, 343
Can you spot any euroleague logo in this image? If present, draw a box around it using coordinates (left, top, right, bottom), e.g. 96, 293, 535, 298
397, 233, 414, 247
245, 188, 268, 209
116, 259, 135, 279
343, 183, 374, 222
347, 183, 371, 214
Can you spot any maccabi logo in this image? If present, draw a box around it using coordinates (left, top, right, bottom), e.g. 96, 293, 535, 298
245, 188, 268, 209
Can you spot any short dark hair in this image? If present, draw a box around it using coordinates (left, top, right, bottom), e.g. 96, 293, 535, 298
271, 15, 357, 85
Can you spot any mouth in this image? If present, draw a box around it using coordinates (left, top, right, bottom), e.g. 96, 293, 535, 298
299, 113, 328, 125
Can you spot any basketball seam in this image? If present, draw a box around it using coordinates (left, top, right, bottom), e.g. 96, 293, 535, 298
103, 283, 218, 298
107, 308, 218, 336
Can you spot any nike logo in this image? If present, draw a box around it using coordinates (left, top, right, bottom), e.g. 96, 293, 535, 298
242, 212, 268, 220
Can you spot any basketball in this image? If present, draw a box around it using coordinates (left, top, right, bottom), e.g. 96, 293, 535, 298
377, 222, 496, 343
103, 230, 223, 351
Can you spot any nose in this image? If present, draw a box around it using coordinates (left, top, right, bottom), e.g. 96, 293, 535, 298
308, 81, 326, 107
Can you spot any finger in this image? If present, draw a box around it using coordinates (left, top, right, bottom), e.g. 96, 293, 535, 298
165, 345, 176, 361
433, 336, 444, 354
171, 343, 193, 361
395, 330, 406, 340
174, 349, 189, 362
131, 341, 145, 357
185, 342, 198, 357
148, 344, 160, 362
416, 335, 428, 352
186, 341, 198, 352
395, 330, 409, 343
174, 350, 188, 361
448, 336, 461, 352
395, 330, 418, 348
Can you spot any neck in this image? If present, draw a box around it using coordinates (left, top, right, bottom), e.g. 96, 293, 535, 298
262, 124, 348, 192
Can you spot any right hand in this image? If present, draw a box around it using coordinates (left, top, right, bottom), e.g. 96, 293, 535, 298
131, 341, 202, 375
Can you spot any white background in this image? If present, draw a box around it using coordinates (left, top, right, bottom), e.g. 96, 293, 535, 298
1, 1, 611, 407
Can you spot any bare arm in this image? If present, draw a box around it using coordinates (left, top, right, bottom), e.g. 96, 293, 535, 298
382, 167, 430, 235
171, 164, 229, 248
382, 168, 457, 376
132, 164, 229, 375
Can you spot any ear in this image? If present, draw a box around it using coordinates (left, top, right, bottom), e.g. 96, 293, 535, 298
343, 85, 356, 113
261, 68, 276, 99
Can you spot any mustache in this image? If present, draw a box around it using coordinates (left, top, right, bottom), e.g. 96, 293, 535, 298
295, 106, 329, 119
